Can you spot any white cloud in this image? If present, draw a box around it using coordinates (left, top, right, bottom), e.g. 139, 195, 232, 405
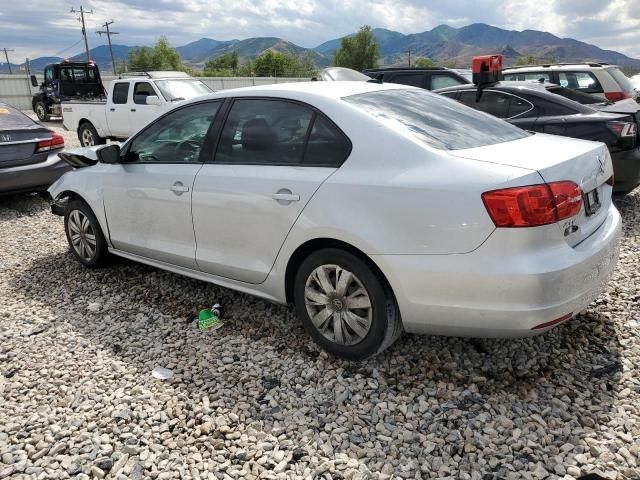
1, 0, 639, 63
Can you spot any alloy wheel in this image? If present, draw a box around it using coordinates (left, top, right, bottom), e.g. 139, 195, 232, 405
36, 104, 46, 121
81, 128, 95, 146
304, 264, 373, 346
67, 209, 97, 262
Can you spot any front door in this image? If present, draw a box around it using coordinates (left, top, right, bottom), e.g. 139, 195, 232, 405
192, 98, 351, 283
129, 81, 162, 133
103, 101, 222, 269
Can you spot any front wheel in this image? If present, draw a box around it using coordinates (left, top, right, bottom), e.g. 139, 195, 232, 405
78, 122, 106, 147
64, 199, 110, 268
34, 102, 47, 121
293, 248, 402, 360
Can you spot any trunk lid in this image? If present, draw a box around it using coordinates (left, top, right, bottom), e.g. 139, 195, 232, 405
449, 133, 613, 247
0, 127, 52, 166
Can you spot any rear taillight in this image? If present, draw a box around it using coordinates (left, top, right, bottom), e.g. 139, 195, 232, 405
608, 121, 637, 137
604, 91, 632, 102
482, 181, 583, 228
36, 132, 64, 153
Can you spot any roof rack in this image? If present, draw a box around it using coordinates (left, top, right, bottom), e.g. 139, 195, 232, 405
505, 62, 610, 70
363, 66, 448, 72
118, 72, 152, 79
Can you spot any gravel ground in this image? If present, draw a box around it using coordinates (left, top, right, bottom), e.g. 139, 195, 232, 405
0, 120, 639, 479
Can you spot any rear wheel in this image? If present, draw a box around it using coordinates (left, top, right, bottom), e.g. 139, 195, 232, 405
64, 199, 110, 268
35, 102, 47, 122
293, 248, 401, 360
78, 122, 105, 147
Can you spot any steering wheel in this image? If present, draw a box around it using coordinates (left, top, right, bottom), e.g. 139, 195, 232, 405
174, 140, 201, 160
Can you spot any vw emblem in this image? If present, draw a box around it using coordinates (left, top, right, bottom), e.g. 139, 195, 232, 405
0, 134, 11, 142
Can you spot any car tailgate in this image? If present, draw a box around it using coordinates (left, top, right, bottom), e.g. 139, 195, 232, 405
448, 133, 613, 247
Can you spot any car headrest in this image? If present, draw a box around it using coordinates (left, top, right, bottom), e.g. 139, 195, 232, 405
241, 118, 274, 151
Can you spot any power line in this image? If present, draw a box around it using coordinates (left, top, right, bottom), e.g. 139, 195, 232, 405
70, 6, 94, 61
54, 38, 84, 56
96, 20, 119, 75
2, 48, 15, 74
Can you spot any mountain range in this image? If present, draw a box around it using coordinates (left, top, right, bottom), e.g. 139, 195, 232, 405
2, 23, 639, 74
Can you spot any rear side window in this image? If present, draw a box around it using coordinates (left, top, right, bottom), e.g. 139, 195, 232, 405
458, 91, 510, 118
304, 115, 351, 166
215, 99, 314, 165
112, 83, 129, 104
547, 86, 603, 104
389, 73, 425, 88
504, 72, 552, 82
508, 96, 534, 117
557, 71, 603, 93
606, 67, 634, 92
344, 89, 529, 150
430, 74, 466, 90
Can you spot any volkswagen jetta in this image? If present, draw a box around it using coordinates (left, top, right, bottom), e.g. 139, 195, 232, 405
49, 82, 621, 359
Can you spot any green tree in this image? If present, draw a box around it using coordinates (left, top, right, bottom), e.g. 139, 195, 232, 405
514, 55, 537, 66
332, 25, 379, 71
252, 50, 317, 77
128, 37, 183, 71
204, 51, 239, 76
414, 57, 435, 68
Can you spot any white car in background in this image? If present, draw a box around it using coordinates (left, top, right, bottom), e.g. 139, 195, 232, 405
49, 82, 621, 359
503, 63, 637, 102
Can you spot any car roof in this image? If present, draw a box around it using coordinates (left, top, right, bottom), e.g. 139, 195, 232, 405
504, 63, 615, 72
0, 102, 38, 129
184, 80, 409, 104
363, 67, 450, 72
435, 81, 557, 92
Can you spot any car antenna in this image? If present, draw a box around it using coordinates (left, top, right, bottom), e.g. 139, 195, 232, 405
367, 73, 384, 84
472, 55, 503, 102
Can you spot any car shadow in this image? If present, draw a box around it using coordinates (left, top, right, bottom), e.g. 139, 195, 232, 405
7, 224, 626, 477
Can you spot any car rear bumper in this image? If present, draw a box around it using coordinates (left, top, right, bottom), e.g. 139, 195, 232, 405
611, 148, 640, 194
373, 204, 622, 337
0, 151, 72, 195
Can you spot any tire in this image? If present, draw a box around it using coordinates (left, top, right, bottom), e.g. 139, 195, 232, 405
78, 122, 106, 147
293, 248, 402, 360
64, 199, 110, 268
34, 102, 48, 122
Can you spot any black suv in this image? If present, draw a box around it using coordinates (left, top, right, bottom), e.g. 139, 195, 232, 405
362, 67, 470, 90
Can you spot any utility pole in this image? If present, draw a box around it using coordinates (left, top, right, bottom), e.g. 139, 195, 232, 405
2, 48, 15, 74
407, 48, 411, 68
97, 20, 119, 75
70, 6, 94, 61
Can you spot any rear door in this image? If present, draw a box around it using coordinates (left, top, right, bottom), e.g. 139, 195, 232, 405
106, 82, 131, 137
192, 98, 351, 283
103, 100, 222, 268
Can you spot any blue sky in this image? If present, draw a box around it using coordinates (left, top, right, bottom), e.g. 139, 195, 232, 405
1, 0, 639, 62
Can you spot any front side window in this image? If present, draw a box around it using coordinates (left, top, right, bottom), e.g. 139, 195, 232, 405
112, 83, 129, 104
133, 82, 157, 105
344, 89, 529, 150
126, 102, 221, 163
389, 74, 425, 88
44, 67, 54, 84
430, 74, 466, 90
215, 99, 314, 165
557, 71, 603, 93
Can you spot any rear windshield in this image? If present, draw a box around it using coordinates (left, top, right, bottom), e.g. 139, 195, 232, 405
606, 67, 634, 92
343, 88, 530, 150
546, 86, 604, 105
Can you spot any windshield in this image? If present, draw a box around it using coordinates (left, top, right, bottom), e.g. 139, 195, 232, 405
606, 67, 634, 92
344, 88, 530, 150
547, 86, 604, 104
154, 79, 212, 102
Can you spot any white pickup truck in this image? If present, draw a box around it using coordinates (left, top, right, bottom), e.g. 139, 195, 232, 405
61, 71, 212, 146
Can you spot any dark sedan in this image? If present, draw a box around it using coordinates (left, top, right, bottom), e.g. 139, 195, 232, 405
435, 82, 640, 194
0, 102, 70, 196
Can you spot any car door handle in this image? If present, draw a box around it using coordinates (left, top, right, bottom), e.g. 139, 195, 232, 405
272, 190, 300, 202
170, 182, 189, 195
130, 108, 136, 112
109, 108, 115, 112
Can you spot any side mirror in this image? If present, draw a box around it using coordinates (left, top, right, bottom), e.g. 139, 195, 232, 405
30, 75, 38, 87
145, 95, 162, 106
96, 144, 121, 164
